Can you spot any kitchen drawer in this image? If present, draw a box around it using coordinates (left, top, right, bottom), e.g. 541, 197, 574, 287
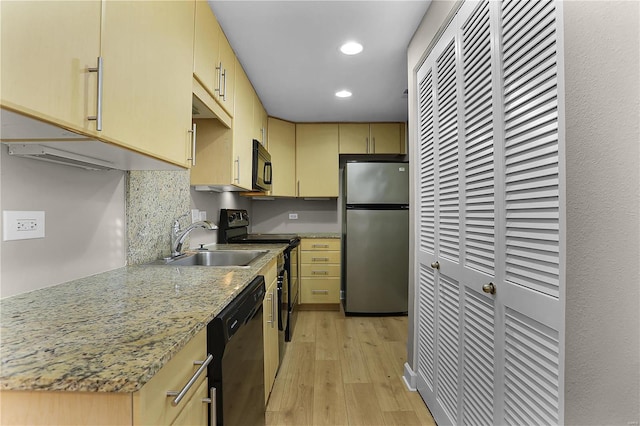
301, 239, 340, 251
133, 328, 209, 425
300, 251, 341, 264
301, 278, 340, 304
301, 264, 341, 277
170, 378, 209, 426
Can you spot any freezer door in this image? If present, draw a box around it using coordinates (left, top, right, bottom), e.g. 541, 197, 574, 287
345, 162, 409, 205
344, 208, 408, 314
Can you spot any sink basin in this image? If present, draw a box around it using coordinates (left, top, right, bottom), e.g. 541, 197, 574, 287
160, 250, 268, 267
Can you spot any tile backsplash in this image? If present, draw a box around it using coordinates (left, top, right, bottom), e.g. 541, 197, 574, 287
126, 170, 191, 264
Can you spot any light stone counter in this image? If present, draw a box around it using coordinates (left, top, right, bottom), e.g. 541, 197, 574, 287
0, 244, 286, 393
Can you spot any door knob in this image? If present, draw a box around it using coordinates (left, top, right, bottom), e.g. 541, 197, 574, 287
430, 261, 440, 270
482, 282, 496, 295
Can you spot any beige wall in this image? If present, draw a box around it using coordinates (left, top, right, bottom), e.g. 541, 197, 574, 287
563, 1, 639, 424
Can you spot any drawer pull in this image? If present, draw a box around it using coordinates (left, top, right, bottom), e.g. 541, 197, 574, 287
312, 244, 329, 248
312, 257, 329, 262
312, 289, 329, 294
312, 271, 328, 275
167, 353, 213, 406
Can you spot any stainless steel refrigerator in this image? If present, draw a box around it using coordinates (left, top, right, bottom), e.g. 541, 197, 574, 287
342, 161, 409, 314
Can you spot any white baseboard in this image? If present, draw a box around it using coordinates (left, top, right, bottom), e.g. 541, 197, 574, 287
402, 362, 417, 391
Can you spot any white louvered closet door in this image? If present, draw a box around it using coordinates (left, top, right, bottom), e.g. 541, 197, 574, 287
414, 0, 565, 425
498, 0, 564, 423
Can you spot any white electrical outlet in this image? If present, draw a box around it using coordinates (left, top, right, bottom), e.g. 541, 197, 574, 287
3, 210, 45, 241
191, 209, 200, 223
289, 213, 298, 220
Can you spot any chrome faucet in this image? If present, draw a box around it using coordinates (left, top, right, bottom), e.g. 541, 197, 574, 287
171, 218, 217, 257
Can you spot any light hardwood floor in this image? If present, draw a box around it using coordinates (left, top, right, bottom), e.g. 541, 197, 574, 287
266, 311, 436, 426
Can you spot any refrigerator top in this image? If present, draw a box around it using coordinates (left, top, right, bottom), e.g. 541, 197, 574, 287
345, 162, 409, 205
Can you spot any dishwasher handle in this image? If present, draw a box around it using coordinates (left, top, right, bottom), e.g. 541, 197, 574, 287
166, 353, 213, 406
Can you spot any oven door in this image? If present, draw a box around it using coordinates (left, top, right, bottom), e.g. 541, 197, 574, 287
252, 139, 272, 191
277, 269, 288, 363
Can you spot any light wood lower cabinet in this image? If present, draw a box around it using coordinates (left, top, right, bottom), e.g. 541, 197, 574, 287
300, 239, 341, 307
262, 258, 279, 404
0, 329, 211, 426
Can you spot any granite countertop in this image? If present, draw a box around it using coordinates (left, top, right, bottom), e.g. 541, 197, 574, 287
297, 232, 340, 239
0, 243, 286, 394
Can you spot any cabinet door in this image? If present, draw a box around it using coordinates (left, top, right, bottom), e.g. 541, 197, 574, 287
218, 31, 236, 117
193, 1, 220, 98
338, 123, 369, 154
370, 123, 402, 153
263, 276, 279, 403
296, 123, 339, 197
101, 0, 194, 167
0, 1, 101, 133
267, 118, 296, 197
253, 97, 268, 145
233, 61, 255, 190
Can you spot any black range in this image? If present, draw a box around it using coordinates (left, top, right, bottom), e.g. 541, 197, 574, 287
218, 209, 300, 344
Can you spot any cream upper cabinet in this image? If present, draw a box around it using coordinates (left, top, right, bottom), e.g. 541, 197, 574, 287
296, 123, 339, 197
193, 1, 221, 99
1, 1, 195, 168
193, 2, 234, 119
267, 118, 296, 197
232, 60, 256, 190
100, 0, 195, 168
0, 1, 101, 134
339, 122, 404, 154
217, 31, 236, 117
338, 123, 370, 154
253, 96, 268, 145
370, 122, 403, 154
190, 61, 253, 190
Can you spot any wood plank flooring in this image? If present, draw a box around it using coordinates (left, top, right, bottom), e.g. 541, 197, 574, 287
266, 311, 436, 426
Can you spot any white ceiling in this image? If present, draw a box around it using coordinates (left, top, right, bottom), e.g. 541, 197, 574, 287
209, 1, 432, 123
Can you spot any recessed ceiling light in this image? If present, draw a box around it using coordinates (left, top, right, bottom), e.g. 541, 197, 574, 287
335, 90, 352, 98
340, 41, 363, 55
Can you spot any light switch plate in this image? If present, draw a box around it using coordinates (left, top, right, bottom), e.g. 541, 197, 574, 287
289, 213, 298, 220
3, 210, 45, 241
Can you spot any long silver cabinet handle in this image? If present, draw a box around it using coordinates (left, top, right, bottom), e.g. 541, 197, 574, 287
366, 137, 369, 153
234, 156, 240, 183
221, 68, 227, 101
87, 56, 103, 131
312, 289, 329, 294
272, 289, 277, 328
210, 387, 217, 424
215, 62, 223, 96
166, 353, 213, 406
188, 123, 197, 166
266, 293, 273, 325
312, 257, 329, 262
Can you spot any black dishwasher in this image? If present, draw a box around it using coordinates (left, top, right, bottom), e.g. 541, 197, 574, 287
208, 275, 265, 426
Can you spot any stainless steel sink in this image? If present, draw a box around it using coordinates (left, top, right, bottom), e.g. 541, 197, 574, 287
158, 250, 268, 267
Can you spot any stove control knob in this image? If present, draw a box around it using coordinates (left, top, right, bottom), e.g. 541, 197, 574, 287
242, 212, 249, 221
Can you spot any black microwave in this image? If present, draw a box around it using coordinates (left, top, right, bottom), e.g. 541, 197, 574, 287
252, 139, 272, 191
